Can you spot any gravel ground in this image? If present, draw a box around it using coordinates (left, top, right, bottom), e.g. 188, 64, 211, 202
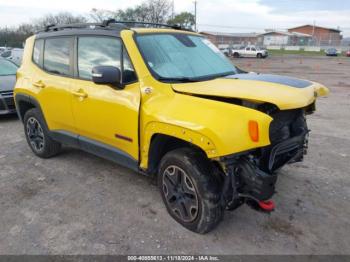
0, 55, 349, 255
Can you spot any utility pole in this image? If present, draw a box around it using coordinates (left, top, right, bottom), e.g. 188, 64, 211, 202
194, 0, 197, 32
172, 0, 175, 19
312, 20, 316, 45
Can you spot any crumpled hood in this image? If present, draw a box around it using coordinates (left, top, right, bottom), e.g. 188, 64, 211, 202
171, 73, 329, 110
0, 75, 16, 92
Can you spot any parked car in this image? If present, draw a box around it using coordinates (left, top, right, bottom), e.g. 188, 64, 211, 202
15, 20, 329, 233
0, 47, 9, 54
1, 48, 24, 66
346, 50, 350, 57
0, 58, 18, 115
325, 48, 338, 56
219, 47, 230, 56
231, 45, 268, 58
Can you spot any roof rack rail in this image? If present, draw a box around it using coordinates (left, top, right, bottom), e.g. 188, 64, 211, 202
36, 19, 191, 34
103, 19, 190, 31
36, 21, 129, 33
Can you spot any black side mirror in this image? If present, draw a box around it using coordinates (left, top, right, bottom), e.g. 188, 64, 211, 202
92, 66, 123, 88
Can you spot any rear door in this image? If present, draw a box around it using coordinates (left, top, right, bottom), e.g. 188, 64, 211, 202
70, 35, 140, 162
32, 37, 76, 133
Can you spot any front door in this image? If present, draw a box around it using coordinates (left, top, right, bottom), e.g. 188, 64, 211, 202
71, 36, 140, 162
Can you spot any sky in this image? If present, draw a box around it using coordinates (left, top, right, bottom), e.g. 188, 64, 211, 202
0, 0, 349, 37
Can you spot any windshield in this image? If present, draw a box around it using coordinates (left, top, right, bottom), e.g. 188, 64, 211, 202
136, 33, 237, 81
0, 59, 18, 76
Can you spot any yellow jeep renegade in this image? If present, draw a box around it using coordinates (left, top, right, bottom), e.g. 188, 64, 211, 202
14, 20, 329, 233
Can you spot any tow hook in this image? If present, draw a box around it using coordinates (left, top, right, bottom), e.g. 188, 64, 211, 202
258, 200, 275, 212
245, 197, 276, 213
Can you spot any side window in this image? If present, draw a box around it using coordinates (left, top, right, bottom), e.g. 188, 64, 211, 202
78, 37, 121, 80
44, 37, 72, 76
33, 39, 43, 66
77, 36, 137, 83
246, 47, 250, 51
251, 48, 256, 51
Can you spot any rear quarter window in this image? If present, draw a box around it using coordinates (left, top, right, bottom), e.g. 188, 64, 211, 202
33, 39, 44, 66
43, 37, 72, 76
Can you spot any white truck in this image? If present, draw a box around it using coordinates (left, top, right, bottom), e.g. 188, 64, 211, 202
231, 45, 268, 58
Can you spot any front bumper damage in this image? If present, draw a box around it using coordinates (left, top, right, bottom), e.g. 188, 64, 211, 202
220, 131, 308, 212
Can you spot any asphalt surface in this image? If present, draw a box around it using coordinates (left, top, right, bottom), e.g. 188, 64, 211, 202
0, 55, 349, 254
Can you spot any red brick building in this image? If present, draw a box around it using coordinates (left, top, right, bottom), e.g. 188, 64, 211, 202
288, 25, 342, 46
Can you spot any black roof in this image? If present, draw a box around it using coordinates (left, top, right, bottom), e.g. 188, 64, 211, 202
36, 19, 187, 38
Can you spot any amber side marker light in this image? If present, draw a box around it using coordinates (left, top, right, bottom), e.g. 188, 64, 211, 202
248, 120, 259, 142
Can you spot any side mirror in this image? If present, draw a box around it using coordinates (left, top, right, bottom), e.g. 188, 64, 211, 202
92, 66, 123, 88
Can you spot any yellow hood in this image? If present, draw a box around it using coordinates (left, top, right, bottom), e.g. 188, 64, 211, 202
171, 74, 329, 110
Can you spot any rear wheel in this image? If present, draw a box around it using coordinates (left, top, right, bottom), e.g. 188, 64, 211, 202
233, 52, 240, 58
23, 108, 61, 158
158, 148, 224, 234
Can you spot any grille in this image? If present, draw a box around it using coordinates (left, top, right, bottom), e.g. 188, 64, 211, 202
4, 97, 15, 109
0, 90, 14, 96
269, 109, 305, 144
0, 91, 15, 110
0, 100, 5, 110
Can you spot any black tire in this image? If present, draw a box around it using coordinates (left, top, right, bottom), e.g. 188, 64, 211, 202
233, 52, 240, 58
158, 148, 224, 234
257, 53, 263, 59
23, 108, 61, 158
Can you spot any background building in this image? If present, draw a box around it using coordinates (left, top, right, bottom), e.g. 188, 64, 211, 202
201, 31, 259, 47
288, 25, 342, 46
259, 31, 312, 46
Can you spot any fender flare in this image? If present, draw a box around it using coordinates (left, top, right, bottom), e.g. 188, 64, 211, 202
140, 121, 217, 170
15, 93, 45, 122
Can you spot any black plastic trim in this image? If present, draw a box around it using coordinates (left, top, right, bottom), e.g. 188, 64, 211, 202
50, 130, 79, 148
79, 136, 139, 172
14, 94, 44, 122
50, 130, 139, 172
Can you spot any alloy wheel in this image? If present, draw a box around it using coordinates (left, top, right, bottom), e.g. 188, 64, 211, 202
162, 165, 199, 223
26, 117, 45, 152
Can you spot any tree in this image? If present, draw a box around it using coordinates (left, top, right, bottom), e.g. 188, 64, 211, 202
89, 8, 115, 22
33, 12, 87, 29
167, 12, 195, 29
147, 0, 171, 24
90, 0, 172, 24
0, 12, 88, 47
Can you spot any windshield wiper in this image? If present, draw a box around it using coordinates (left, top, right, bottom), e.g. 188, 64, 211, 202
157, 76, 203, 83
158, 72, 236, 83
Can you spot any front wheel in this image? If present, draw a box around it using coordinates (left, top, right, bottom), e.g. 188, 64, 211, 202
233, 52, 240, 58
257, 53, 263, 58
158, 148, 224, 234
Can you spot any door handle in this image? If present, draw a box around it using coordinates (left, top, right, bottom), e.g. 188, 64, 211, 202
72, 89, 88, 99
33, 81, 45, 88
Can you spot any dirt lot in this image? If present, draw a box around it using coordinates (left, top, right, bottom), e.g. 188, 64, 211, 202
0, 55, 349, 255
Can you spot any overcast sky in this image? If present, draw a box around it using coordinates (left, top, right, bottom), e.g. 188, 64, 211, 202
0, 0, 349, 36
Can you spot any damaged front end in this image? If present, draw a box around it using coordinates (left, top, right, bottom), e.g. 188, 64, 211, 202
220, 108, 309, 212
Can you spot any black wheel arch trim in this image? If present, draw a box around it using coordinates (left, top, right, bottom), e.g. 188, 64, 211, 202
15, 93, 45, 122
